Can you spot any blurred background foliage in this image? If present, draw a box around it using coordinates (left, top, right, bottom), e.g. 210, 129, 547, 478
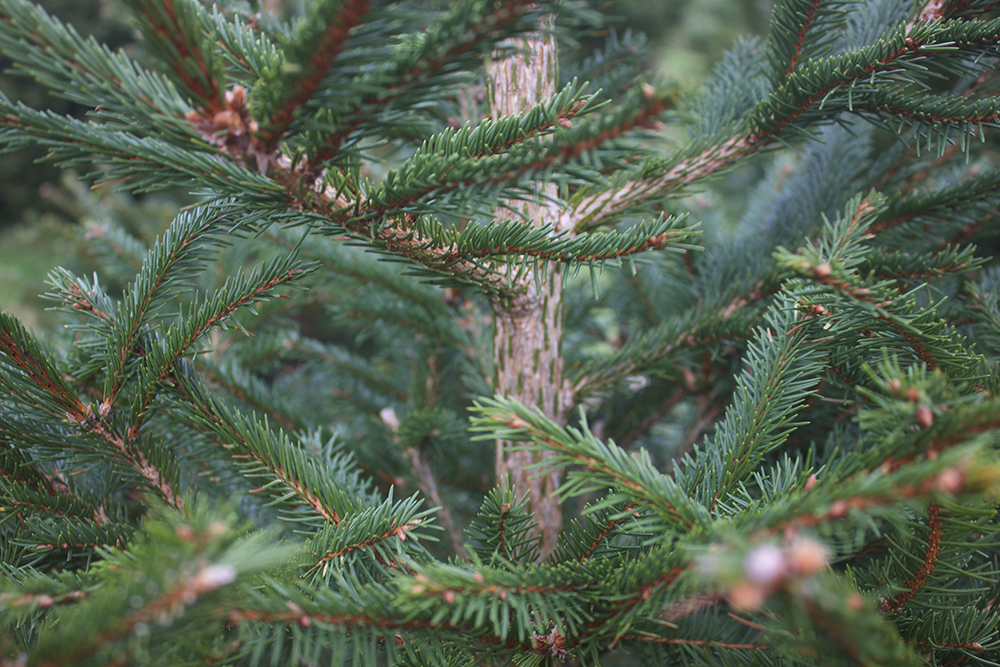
0, 0, 775, 328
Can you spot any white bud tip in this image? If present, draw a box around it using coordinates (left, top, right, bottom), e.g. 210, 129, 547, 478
194, 564, 237, 590
380, 407, 400, 432
744, 544, 785, 585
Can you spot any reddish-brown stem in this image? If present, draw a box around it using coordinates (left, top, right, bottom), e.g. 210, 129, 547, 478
130, 266, 308, 439
578, 502, 637, 563
258, 0, 372, 149
142, 0, 223, 113
881, 504, 944, 612
784, 0, 824, 77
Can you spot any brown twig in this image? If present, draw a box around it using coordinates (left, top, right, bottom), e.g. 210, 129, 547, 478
881, 504, 944, 612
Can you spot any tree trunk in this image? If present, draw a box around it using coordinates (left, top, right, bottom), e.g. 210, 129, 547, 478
486, 15, 570, 559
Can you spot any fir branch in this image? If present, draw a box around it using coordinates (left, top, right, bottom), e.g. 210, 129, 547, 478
209, 4, 284, 83
757, 448, 996, 533
471, 397, 711, 530
0, 313, 88, 421
466, 484, 540, 565
0, 315, 181, 508
0, 97, 282, 195
256, 0, 373, 149
103, 205, 233, 406
354, 83, 671, 218
854, 89, 1000, 129
307, 494, 435, 577
170, 373, 345, 527
575, 502, 637, 564
303, 0, 549, 169
0, 444, 70, 497
673, 295, 826, 511
131, 253, 315, 426
881, 503, 944, 612
766, 0, 825, 80
273, 86, 680, 295
124, 0, 225, 113
572, 132, 758, 227
0, 589, 86, 611
873, 168, 1000, 234
0, 483, 107, 525
0, 0, 193, 130
576, 17, 1000, 227
862, 246, 983, 282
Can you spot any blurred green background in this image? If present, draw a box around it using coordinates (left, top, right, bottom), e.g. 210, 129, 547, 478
0, 0, 774, 328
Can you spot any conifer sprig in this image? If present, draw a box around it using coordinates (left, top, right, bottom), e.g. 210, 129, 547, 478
255, 0, 372, 148
122, 0, 225, 113
575, 8, 1000, 227
6, 0, 1000, 663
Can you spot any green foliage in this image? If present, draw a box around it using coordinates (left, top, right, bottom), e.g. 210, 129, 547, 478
3, 0, 1000, 665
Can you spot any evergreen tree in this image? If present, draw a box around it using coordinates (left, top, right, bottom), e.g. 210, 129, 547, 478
3, 0, 1000, 665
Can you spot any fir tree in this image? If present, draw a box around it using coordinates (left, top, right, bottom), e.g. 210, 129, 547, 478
3, 0, 1000, 665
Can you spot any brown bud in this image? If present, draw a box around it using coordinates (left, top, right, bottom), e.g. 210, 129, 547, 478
812, 263, 832, 279
916, 404, 933, 429
804, 474, 817, 490
786, 537, 829, 576
906, 387, 920, 402
936, 467, 963, 493
828, 500, 848, 518
726, 582, 768, 612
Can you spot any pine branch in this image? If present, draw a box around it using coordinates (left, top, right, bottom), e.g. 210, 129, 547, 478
0, 0, 193, 134
881, 503, 944, 612
306, 493, 436, 579
0, 97, 282, 195
766, 0, 848, 81
471, 397, 710, 531
301, 0, 554, 170
102, 204, 234, 406
0, 315, 182, 508
130, 252, 315, 426
256, 0, 373, 149
673, 294, 826, 511
123, 0, 226, 113
575, 16, 1000, 228
170, 369, 352, 527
